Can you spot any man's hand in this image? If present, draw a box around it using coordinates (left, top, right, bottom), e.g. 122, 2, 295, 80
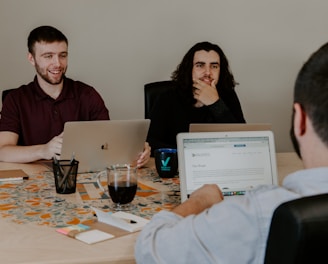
0, 131, 64, 163
136, 142, 151, 168
172, 184, 224, 217
193, 79, 219, 107
189, 184, 223, 206
42, 132, 63, 160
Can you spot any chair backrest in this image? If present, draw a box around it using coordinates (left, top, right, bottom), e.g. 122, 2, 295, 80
2, 89, 16, 103
264, 193, 328, 264
144, 81, 174, 119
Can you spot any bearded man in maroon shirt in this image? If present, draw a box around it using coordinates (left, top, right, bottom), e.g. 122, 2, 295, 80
0, 25, 150, 166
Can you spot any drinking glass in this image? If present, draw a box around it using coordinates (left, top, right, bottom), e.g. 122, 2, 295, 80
96, 164, 138, 211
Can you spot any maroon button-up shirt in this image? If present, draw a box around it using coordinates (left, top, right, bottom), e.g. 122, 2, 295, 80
0, 76, 110, 146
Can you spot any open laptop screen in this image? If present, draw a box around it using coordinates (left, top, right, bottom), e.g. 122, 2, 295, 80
177, 131, 278, 202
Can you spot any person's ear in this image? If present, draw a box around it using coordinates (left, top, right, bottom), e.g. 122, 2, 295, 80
27, 52, 35, 66
293, 103, 306, 137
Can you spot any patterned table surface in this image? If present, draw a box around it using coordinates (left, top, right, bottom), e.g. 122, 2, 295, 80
0, 166, 181, 228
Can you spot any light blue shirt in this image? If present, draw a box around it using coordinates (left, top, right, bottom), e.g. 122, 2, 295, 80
135, 167, 328, 264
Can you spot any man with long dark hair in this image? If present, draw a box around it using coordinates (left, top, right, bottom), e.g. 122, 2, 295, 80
147, 41, 245, 154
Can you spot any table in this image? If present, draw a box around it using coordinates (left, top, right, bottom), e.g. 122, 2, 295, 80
0, 159, 179, 264
0, 152, 303, 264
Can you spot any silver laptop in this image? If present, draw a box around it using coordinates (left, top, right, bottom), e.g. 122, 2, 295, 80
177, 131, 278, 202
189, 123, 272, 132
61, 119, 150, 173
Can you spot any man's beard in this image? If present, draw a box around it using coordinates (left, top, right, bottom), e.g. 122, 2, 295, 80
290, 110, 302, 159
35, 63, 65, 85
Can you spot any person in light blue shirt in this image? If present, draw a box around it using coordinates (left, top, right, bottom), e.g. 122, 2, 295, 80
135, 42, 328, 264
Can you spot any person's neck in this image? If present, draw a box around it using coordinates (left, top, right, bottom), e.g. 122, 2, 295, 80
301, 136, 328, 169
37, 75, 63, 100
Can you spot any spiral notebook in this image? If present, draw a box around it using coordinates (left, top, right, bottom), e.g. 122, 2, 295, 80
177, 130, 278, 202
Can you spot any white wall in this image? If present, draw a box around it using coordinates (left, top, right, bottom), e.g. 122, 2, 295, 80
1, 0, 327, 152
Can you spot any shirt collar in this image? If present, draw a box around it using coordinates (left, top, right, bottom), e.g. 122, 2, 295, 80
283, 167, 328, 196
32, 76, 74, 101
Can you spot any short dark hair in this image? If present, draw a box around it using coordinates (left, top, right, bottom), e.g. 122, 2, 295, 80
294, 42, 328, 145
171, 41, 237, 101
27, 25, 68, 55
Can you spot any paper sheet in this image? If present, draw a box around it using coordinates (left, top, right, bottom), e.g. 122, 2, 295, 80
92, 207, 149, 232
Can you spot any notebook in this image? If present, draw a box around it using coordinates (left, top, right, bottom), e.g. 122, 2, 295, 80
189, 123, 272, 132
60, 119, 150, 173
177, 131, 278, 202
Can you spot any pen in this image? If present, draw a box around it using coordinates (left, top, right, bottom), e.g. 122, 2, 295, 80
58, 153, 76, 188
122, 218, 137, 224
92, 213, 137, 224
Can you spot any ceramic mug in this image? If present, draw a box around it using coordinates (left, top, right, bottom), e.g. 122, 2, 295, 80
154, 148, 178, 178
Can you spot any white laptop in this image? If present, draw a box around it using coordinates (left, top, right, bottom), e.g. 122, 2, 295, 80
189, 123, 272, 132
60, 119, 150, 173
177, 131, 278, 202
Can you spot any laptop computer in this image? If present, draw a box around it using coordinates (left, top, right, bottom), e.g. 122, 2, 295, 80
189, 123, 272, 132
60, 119, 150, 173
177, 130, 278, 202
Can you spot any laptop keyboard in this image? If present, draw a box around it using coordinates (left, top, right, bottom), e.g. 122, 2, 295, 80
222, 191, 246, 196
187, 190, 246, 200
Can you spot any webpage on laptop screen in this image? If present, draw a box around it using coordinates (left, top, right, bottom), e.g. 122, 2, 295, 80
183, 136, 273, 195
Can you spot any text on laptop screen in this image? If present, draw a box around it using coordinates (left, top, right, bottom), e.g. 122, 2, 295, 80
182, 136, 275, 195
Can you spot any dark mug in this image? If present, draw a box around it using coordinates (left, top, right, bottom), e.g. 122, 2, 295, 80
154, 148, 178, 178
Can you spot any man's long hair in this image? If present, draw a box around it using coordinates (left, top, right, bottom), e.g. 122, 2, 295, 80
171, 41, 237, 103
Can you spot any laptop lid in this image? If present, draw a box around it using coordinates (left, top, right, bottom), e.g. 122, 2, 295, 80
189, 123, 272, 132
177, 131, 278, 202
61, 119, 150, 173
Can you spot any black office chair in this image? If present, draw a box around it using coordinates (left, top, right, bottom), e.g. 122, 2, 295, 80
264, 193, 328, 264
144, 80, 174, 119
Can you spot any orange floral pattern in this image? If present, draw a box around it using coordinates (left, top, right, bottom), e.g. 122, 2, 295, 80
0, 167, 180, 228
